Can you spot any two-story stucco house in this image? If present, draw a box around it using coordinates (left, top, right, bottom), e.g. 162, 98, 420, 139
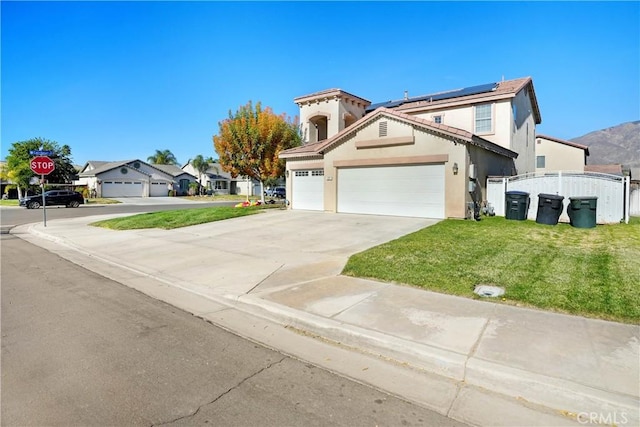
280, 77, 542, 219
534, 134, 590, 172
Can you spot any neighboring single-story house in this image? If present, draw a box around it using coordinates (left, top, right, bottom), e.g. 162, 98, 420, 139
280, 77, 541, 219
182, 161, 263, 196
534, 134, 590, 172
182, 162, 231, 194
76, 159, 197, 197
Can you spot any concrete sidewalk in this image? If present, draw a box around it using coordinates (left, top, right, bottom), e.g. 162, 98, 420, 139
12, 210, 639, 427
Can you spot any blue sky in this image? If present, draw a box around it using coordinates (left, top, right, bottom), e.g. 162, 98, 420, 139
2, 1, 639, 166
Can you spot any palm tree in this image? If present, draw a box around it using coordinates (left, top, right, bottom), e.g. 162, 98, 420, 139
191, 155, 210, 196
147, 149, 178, 165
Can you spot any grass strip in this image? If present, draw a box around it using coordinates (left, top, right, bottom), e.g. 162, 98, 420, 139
90, 206, 265, 230
342, 216, 640, 323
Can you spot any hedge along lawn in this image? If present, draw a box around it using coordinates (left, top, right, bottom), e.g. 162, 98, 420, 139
342, 216, 640, 324
90, 206, 267, 230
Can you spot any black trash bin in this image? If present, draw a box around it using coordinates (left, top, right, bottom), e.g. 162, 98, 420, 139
536, 193, 564, 225
567, 197, 597, 228
505, 191, 530, 220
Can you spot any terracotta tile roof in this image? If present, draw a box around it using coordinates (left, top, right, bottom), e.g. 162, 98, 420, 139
393, 77, 542, 124
536, 134, 590, 155
278, 141, 325, 159
280, 107, 517, 159
294, 88, 371, 106
584, 164, 623, 175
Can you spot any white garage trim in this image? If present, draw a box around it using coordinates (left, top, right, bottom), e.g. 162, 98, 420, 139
102, 181, 144, 198
337, 164, 445, 218
292, 169, 324, 211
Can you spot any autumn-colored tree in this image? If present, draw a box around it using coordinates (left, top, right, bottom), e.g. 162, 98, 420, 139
147, 149, 178, 165
3, 137, 77, 199
213, 101, 301, 201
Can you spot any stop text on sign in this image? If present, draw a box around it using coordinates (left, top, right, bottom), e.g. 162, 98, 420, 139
30, 156, 56, 175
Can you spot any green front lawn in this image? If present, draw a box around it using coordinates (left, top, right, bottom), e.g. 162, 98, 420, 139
90, 205, 267, 230
0, 199, 19, 206
342, 217, 640, 323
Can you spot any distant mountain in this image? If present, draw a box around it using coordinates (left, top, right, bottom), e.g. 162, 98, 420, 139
570, 121, 640, 168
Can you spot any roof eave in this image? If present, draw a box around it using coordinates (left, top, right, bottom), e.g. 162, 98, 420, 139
279, 153, 324, 160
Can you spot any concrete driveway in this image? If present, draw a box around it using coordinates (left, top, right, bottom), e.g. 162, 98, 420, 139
24, 210, 438, 298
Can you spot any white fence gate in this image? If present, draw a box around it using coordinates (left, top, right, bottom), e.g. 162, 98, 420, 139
486, 171, 630, 224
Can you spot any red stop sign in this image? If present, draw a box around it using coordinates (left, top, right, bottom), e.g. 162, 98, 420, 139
30, 156, 56, 175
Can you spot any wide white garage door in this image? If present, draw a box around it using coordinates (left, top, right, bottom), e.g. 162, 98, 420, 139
102, 181, 144, 198
150, 181, 169, 197
337, 164, 445, 218
292, 169, 324, 211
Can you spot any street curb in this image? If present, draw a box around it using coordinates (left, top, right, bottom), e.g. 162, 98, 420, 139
231, 294, 639, 426
16, 223, 638, 426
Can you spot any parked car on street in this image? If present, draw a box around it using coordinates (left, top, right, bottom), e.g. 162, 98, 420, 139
265, 186, 286, 198
19, 190, 85, 209
273, 187, 286, 198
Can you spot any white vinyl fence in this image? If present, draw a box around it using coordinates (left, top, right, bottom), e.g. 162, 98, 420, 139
630, 182, 640, 216
486, 171, 630, 224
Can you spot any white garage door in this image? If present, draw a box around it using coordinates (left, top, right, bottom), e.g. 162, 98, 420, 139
337, 164, 445, 218
150, 181, 169, 197
292, 169, 324, 211
102, 181, 143, 198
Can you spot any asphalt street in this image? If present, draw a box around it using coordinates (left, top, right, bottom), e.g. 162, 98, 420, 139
1, 230, 466, 426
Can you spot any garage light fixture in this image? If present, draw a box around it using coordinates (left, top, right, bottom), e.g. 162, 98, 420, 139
452, 163, 459, 175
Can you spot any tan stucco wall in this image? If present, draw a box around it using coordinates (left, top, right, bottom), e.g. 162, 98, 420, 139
508, 90, 536, 174
321, 117, 469, 218
298, 98, 368, 144
535, 137, 586, 172
410, 92, 537, 175
299, 101, 338, 143
284, 116, 519, 219
414, 106, 474, 137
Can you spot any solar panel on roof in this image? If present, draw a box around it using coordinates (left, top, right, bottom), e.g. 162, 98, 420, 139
452, 82, 498, 98
366, 82, 499, 112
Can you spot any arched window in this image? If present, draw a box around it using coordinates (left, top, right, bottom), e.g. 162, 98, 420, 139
309, 114, 329, 142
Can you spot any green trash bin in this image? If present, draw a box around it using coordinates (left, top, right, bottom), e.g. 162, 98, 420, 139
567, 197, 597, 228
505, 191, 530, 220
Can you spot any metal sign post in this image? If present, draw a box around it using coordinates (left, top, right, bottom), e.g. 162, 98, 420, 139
41, 175, 47, 227
29, 155, 55, 228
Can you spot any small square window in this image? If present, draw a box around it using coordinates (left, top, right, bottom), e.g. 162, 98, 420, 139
536, 156, 546, 168
433, 115, 442, 124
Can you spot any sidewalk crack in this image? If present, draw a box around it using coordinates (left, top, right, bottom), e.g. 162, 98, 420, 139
151, 356, 287, 426
246, 264, 285, 295
447, 305, 497, 416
